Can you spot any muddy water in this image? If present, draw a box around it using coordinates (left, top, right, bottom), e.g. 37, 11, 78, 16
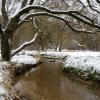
14, 60, 100, 100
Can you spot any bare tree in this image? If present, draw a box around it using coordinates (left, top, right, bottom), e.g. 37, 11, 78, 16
0, 0, 100, 61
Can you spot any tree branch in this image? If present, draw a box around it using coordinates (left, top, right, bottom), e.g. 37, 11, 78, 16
87, 0, 100, 14
18, 12, 98, 34
41, 0, 49, 6
0, 24, 3, 36
16, 5, 80, 17
11, 13, 47, 57
11, 32, 39, 57
96, 0, 100, 3
13, 5, 100, 30
62, 0, 69, 7
29, 0, 35, 5
21, 0, 28, 8
1, 0, 8, 25
5, 2, 100, 45
7, 0, 16, 15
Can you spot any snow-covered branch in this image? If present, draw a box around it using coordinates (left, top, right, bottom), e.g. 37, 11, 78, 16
18, 12, 99, 34
12, 5, 100, 30
0, 24, 3, 36
11, 32, 39, 57
29, 0, 35, 5
96, 0, 100, 3
4, 2, 100, 35
0, 0, 100, 61
1, 0, 8, 24
21, 0, 28, 8
41, 0, 49, 6
87, 0, 100, 14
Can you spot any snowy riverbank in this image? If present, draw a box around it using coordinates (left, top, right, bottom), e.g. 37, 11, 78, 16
0, 53, 42, 99
18, 50, 100, 73
0, 50, 99, 99
39, 50, 100, 81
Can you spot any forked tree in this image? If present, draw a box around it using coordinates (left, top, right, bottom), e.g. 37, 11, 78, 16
0, 0, 100, 61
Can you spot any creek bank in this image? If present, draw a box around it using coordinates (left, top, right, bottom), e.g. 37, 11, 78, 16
14, 58, 100, 100
40, 51, 100, 82
0, 54, 42, 100
62, 55, 100, 82
11, 55, 42, 76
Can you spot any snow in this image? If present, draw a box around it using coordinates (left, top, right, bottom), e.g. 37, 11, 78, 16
0, 62, 9, 84
64, 56, 100, 72
0, 52, 38, 99
11, 55, 37, 65
8, 0, 15, 11
10, 2, 22, 18
41, 51, 100, 57
16, 50, 39, 56
10, 50, 100, 73
0, 73, 3, 82
40, 51, 100, 73
0, 62, 10, 99
0, 64, 6, 97
0, 86, 6, 95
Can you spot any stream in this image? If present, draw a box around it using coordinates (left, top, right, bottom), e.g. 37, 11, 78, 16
14, 60, 100, 100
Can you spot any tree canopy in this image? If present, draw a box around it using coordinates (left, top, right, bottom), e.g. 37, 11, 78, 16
0, 0, 100, 60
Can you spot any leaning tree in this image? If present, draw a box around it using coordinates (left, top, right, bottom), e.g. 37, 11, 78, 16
0, 0, 100, 61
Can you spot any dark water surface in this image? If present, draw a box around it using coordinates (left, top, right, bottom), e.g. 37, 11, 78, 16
14, 60, 100, 100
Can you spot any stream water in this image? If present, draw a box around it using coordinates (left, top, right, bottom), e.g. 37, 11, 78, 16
14, 60, 100, 100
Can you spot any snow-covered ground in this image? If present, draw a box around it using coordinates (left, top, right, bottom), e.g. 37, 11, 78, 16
41, 50, 100, 57
0, 62, 13, 100
11, 55, 37, 65
0, 53, 40, 99
37, 51, 100, 77
11, 50, 100, 73
0, 50, 99, 81
0, 50, 100, 97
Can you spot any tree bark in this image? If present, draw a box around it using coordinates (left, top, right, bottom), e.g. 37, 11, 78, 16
1, 34, 10, 61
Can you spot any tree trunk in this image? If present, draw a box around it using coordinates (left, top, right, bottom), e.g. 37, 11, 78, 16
1, 34, 10, 61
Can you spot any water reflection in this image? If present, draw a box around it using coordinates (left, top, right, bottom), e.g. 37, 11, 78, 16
14, 60, 100, 100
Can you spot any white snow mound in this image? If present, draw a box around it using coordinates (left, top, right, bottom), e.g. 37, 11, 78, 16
11, 55, 37, 65
64, 55, 100, 72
